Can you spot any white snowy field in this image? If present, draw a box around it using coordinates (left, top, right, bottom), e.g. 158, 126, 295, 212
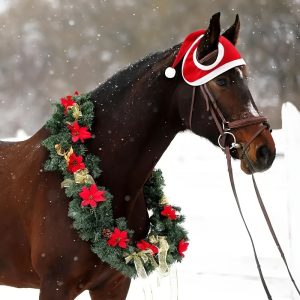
1, 103, 300, 299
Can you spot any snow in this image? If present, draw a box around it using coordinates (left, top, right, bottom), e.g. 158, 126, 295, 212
1, 103, 300, 299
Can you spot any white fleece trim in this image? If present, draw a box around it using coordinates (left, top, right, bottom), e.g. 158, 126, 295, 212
183, 59, 246, 86
192, 43, 224, 71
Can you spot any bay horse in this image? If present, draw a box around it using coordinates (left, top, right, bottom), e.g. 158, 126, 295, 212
0, 13, 275, 299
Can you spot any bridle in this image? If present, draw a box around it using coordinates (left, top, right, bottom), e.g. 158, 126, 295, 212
188, 83, 300, 299
188, 83, 270, 156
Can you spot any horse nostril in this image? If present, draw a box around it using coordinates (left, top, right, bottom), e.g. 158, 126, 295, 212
256, 145, 271, 166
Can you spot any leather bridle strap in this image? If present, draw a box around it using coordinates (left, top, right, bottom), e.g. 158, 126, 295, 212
200, 84, 269, 134
226, 147, 300, 298
251, 173, 300, 296
225, 146, 273, 300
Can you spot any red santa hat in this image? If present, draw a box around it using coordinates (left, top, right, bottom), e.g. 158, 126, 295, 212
165, 29, 246, 86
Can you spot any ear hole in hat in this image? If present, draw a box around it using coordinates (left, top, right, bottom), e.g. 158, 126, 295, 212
193, 43, 224, 71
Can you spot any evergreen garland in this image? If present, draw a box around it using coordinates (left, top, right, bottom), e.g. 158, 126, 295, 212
42, 91, 189, 278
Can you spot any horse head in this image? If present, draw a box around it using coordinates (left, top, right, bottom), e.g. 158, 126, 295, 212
170, 13, 276, 174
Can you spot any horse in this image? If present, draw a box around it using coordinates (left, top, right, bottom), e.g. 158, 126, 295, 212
0, 13, 275, 300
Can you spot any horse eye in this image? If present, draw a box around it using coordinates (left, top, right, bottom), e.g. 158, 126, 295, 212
215, 77, 228, 87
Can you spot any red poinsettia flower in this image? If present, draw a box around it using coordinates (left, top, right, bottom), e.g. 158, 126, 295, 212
68, 121, 92, 143
67, 153, 85, 173
161, 205, 177, 220
137, 240, 159, 255
107, 228, 129, 249
79, 184, 106, 208
177, 239, 189, 257
74, 90, 79, 96
61, 95, 76, 114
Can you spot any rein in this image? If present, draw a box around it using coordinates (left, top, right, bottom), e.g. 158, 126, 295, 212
189, 84, 300, 299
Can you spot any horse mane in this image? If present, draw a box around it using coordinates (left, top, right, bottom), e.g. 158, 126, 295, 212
90, 44, 180, 103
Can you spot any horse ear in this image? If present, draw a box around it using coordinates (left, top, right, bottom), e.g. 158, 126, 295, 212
197, 12, 221, 61
222, 14, 240, 45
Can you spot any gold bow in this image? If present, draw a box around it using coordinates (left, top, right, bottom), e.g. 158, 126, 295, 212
61, 168, 95, 188
125, 249, 160, 279
55, 144, 73, 163
125, 251, 148, 279
74, 169, 95, 185
70, 103, 82, 120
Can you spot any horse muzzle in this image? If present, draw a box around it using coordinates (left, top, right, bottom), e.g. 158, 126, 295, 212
239, 143, 276, 174
233, 126, 276, 174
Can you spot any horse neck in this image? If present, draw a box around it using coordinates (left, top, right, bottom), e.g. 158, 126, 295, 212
89, 50, 181, 223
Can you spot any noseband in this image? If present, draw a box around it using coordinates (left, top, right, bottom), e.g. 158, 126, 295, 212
187, 84, 300, 299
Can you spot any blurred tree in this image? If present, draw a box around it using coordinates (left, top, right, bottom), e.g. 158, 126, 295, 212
0, 0, 298, 137
233, 0, 300, 128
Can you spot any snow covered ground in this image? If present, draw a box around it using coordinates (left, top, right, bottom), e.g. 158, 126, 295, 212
1, 103, 300, 299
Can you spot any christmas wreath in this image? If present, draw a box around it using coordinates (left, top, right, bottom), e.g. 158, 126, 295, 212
42, 91, 189, 278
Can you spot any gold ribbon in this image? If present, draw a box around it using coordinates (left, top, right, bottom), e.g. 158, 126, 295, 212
157, 236, 169, 274
70, 103, 82, 120
149, 235, 159, 244
55, 144, 73, 163
61, 168, 95, 188
125, 252, 148, 279
55, 145, 95, 188
74, 169, 95, 185
149, 235, 169, 275
160, 196, 169, 205
125, 236, 170, 278
147, 253, 159, 270
125, 249, 160, 279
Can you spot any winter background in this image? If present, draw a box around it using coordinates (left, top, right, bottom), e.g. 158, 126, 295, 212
0, 0, 299, 299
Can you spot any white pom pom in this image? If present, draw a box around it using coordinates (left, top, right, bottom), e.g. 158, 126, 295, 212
165, 67, 176, 78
